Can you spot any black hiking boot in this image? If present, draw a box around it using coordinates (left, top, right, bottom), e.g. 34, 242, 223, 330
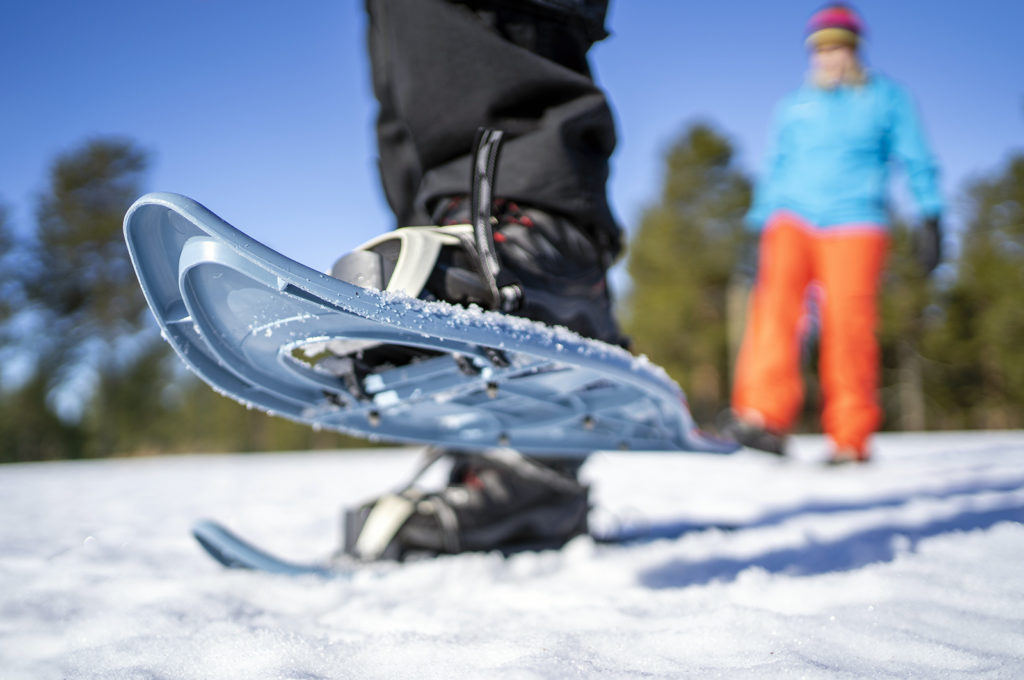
330, 128, 626, 349
342, 448, 589, 561
430, 195, 626, 347
826, 446, 871, 466
329, 196, 626, 348
719, 410, 788, 456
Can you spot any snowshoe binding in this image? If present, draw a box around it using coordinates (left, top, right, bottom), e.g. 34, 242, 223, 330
321, 128, 626, 378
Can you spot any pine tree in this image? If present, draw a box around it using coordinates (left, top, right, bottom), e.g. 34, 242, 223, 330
623, 124, 751, 425
0, 138, 364, 460
877, 219, 934, 431
925, 155, 1024, 428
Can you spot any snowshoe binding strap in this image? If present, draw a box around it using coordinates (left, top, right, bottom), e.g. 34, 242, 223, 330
329, 127, 522, 314
342, 446, 449, 561
469, 127, 523, 313
349, 492, 419, 561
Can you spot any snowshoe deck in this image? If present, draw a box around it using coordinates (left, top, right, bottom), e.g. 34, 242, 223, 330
192, 520, 338, 576
124, 193, 735, 457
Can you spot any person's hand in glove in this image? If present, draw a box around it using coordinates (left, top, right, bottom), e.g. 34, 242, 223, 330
913, 216, 943, 275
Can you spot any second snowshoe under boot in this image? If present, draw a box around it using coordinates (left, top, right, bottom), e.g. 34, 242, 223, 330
342, 448, 590, 561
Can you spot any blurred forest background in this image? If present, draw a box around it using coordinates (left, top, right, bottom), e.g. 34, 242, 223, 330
1, 124, 1022, 462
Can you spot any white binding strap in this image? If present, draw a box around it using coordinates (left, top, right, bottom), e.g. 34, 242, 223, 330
353, 493, 417, 560
348, 225, 471, 298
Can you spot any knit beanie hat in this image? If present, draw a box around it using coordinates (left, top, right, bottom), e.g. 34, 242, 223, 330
805, 4, 864, 48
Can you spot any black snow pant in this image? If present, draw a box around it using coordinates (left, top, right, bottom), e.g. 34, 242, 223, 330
364, 0, 622, 259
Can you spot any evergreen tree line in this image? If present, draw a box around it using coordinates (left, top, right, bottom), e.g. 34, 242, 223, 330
0, 128, 1021, 462
0, 139, 361, 462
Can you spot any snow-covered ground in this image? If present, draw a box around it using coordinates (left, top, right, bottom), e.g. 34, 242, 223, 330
2, 431, 1023, 679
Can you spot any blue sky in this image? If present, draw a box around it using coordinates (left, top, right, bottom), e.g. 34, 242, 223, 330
3, 0, 1022, 284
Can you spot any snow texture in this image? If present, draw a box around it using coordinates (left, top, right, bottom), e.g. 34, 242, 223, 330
2, 432, 1023, 679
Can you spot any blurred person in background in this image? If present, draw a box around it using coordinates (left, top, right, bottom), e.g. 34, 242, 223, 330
723, 4, 944, 464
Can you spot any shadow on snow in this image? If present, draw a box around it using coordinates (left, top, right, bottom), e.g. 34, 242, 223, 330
631, 474, 1024, 588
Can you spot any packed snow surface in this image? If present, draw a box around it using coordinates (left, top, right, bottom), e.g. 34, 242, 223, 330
2, 431, 1023, 679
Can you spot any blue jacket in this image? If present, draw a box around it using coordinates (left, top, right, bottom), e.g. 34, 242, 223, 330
746, 73, 943, 231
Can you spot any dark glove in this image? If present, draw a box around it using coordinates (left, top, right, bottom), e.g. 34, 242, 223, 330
913, 216, 942, 275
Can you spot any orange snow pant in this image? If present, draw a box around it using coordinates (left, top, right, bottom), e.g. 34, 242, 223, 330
732, 212, 890, 453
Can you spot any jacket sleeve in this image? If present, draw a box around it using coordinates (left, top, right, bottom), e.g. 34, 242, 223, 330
888, 83, 944, 219
745, 101, 789, 232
